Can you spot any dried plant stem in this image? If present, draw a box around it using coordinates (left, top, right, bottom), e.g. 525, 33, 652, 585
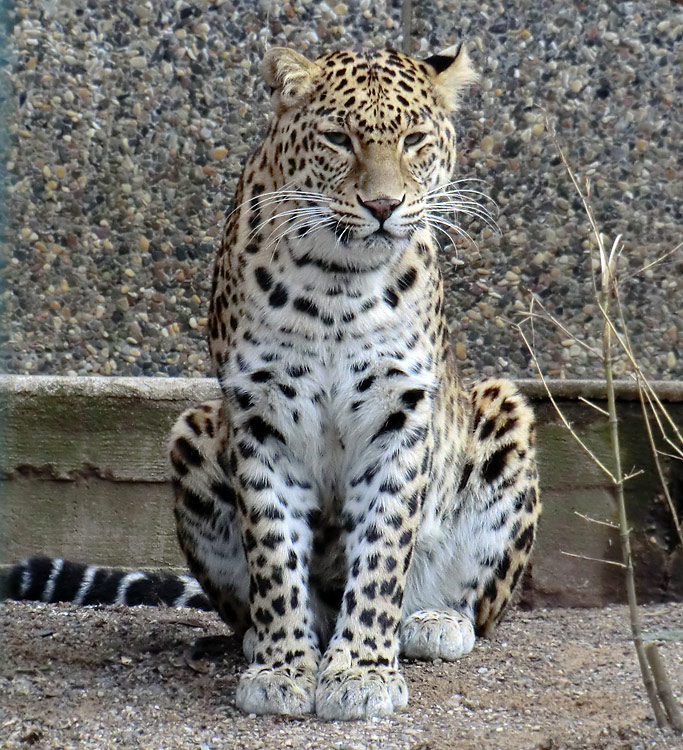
401, 0, 412, 54
610, 293, 683, 549
645, 643, 683, 732
573, 512, 619, 529
599, 266, 669, 729
577, 396, 610, 417
517, 299, 603, 360
515, 319, 617, 483
636, 377, 683, 549
629, 241, 683, 279
641, 386, 683, 461
609, 286, 683, 458
559, 551, 626, 567
541, 118, 681, 732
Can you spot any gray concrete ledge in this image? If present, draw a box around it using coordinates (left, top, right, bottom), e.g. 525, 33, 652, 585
0, 374, 221, 402
2, 374, 682, 402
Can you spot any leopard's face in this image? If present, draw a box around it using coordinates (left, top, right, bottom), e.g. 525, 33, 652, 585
261, 47, 477, 270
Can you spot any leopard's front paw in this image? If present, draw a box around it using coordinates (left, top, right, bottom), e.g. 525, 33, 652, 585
400, 609, 475, 661
315, 656, 408, 720
235, 665, 316, 716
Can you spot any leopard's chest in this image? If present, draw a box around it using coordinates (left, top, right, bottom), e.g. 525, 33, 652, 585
219, 304, 438, 490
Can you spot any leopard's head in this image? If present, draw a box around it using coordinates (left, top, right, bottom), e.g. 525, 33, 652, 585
261, 46, 478, 271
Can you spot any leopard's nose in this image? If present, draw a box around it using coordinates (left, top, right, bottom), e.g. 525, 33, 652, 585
359, 196, 403, 223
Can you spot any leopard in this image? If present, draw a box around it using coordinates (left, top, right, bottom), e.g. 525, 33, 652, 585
5, 44, 540, 722
167, 44, 540, 720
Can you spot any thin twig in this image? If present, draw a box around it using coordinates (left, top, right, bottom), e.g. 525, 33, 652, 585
560, 551, 626, 568
515, 317, 617, 482
656, 450, 683, 462
577, 396, 610, 416
574, 512, 619, 529
636, 379, 683, 549
641, 387, 683, 460
594, 285, 683, 456
545, 116, 606, 262
628, 241, 683, 279
610, 288, 683, 456
616, 289, 683, 551
515, 294, 604, 360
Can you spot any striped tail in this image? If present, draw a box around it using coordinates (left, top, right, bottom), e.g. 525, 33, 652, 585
2, 557, 212, 611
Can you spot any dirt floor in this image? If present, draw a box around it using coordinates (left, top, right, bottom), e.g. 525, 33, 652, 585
1, 601, 682, 750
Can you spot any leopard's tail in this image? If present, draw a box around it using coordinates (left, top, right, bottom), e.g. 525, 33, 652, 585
1, 556, 212, 611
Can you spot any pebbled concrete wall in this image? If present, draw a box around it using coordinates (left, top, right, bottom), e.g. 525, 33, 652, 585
1, 0, 681, 381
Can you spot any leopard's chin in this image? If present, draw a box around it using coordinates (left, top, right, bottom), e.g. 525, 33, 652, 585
307, 226, 410, 272
361, 230, 409, 253
333, 232, 409, 271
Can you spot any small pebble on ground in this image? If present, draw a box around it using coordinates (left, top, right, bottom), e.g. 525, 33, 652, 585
2, 601, 682, 749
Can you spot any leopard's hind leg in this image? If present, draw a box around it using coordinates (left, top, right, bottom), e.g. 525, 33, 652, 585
402, 378, 541, 660
169, 400, 250, 636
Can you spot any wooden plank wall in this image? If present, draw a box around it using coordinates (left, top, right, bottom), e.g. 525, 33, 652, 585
1, 376, 681, 607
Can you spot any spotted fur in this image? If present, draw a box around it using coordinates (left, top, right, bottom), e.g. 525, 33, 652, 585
4, 45, 540, 721
166, 45, 540, 720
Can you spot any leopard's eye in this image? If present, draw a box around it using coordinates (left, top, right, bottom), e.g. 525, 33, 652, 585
404, 132, 427, 148
323, 131, 353, 149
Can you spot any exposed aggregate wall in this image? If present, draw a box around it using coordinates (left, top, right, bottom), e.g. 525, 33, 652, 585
2, 0, 681, 379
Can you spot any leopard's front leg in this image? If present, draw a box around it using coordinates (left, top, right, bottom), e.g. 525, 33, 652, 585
316, 407, 428, 720
231, 416, 321, 716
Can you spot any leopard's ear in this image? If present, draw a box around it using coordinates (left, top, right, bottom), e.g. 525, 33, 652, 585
424, 44, 478, 110
262, 47, 322, 114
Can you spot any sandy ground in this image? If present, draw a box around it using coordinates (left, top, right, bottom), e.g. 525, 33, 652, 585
1, 601, 682, 750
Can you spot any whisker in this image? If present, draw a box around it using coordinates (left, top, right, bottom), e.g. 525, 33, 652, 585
427, 202, 500, 234
424, 212, 478, 251
428, 187, 494, 201
425, 218, 458, 247
428, 192, 497, 207
429, 190, 498, 208
264, 214, 336, 264
426, 197, 501, 236
428, 194, 499, 216
245, 206, 330, 244
426, 178, 499, 229
426, 177, 490, 196
424, 218, 467, 260
224, 182, 301, 220
428, 214, 476, 244
270, 216, 337, 263
428, 199, 497, 219
230, 184, 330, 220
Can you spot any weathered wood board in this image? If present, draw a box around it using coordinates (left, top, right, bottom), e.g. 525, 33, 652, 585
1, 376, 681, 607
